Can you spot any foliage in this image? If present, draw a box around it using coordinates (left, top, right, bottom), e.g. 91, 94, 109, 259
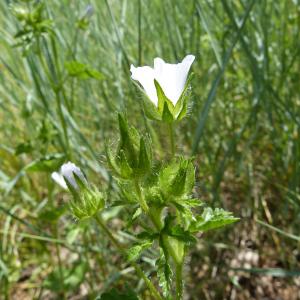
0, 0, 299, 299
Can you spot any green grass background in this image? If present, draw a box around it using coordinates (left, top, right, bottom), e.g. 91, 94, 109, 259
0, 0, 300, 299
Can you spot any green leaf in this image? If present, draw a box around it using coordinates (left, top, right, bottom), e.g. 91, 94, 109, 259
127, 241, 153, 262
132, 207, 142, 220
99, 288, 138, 300
15, 142, 33, 155
25, 154, 65, 172
168, 225, 197, 244
43, 262, 87, 292
65, 60, 104, 80
156, 251, 172, 298
190, 207, 239, 233
39, 207, 66, 222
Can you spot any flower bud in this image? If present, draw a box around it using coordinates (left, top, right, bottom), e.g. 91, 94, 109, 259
51, 162, 87, 190
70, 187, 105, 220
52, 162, 104, 219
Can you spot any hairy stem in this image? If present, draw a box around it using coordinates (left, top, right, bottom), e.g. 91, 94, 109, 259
175, 262, 183, 300
169, 122, 175, 157
94, 215, 163, 300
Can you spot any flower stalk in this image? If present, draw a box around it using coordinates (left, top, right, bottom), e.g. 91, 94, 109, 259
94, 215, 163, 300
168, 122, 175, 157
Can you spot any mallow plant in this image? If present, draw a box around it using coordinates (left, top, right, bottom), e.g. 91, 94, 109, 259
52, 55, 239, 300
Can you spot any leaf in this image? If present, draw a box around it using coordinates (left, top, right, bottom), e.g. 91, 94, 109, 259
15, 142, 33, 155
168, 225, 197, 244
39, 206, 66, 222
156, 251, 172, 298
25, 154, 65, 172
132, 207, 142, 220
43, 262, 87, 292
190, 207, 239, 233
127, 241, 153, 262
65, 60, 104, 80
99, 288, 138, 300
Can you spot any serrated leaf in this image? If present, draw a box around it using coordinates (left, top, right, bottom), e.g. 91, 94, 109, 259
127, 241, 153, 262
156, 251, 172, 298
190, 207, 239, 233
168, 225, 197, 244
132, 207, 142, 220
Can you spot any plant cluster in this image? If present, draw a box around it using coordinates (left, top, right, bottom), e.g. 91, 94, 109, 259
52, 56, 239, 299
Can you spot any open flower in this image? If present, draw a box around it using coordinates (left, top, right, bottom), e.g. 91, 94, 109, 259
51, 162, 87, 190
130, 55, 195, 118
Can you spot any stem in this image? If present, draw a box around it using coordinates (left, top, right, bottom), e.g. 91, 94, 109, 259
94, 215, 163, 300
168, 122, 175, 157
54, 225, 66, 299
175, 263, 183, 300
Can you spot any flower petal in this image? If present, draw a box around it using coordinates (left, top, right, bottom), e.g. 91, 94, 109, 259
130, 64, 158, 106
60, 161, 87, 189
154, 55, 195, 105
51, 171, 68, 189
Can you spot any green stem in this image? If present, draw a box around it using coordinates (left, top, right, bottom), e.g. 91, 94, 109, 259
168, 122, 175, 157
175, 263, 183, 300
134, 178, 185, 300
94, 215, 163, 300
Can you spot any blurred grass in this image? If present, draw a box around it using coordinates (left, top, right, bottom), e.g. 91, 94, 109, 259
0, 0, 300, 299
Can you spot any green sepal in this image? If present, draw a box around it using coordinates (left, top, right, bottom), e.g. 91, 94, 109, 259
105, 142, 122, 177
162, 102, 174, 123
142, 96, 161, 121
159, 157, 195, 199
118, 149, 133, 179
173, 73, 194, 120
69, 187, 105, 220
117, 114, 138, 169
137, 137, 152, 175
154, 80, 176, 123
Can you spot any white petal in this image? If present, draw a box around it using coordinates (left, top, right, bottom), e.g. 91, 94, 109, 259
154, 54, 195, 106
60, 162, 87, 189
51, 171, 68, 190
130, 64, 158, 106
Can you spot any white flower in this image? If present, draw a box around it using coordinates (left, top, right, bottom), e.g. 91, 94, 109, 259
51, 162, 87, 190
130, 55, 195, 107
